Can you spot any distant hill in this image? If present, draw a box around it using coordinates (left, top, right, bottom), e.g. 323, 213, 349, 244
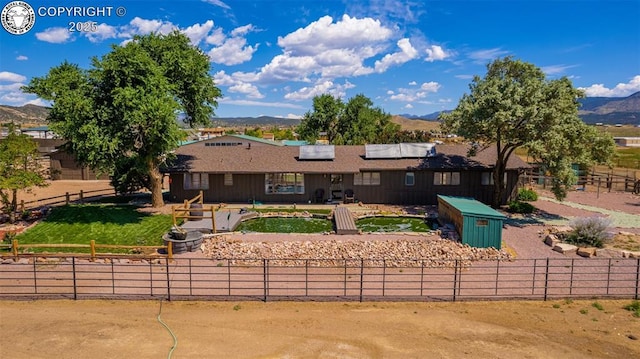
0, 104, 50, 125
391, 115, 440, 131
2, 92, 638, 128
577, 92, 640, 125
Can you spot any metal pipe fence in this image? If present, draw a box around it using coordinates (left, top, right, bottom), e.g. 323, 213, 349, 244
1, 256, 638, 302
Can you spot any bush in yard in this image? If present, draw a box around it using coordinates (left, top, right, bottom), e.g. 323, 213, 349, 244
565, 216, 612, 248
508, 201, 535, 214
517, 188, 538, 202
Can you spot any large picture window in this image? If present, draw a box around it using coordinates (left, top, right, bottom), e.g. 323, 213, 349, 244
434, 172, 460, 185
184, 173, 209, 190
265, 173, 305, 194
354, 172, 380, 186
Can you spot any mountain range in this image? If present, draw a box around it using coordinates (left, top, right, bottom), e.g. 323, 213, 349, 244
1, 92, 638, 128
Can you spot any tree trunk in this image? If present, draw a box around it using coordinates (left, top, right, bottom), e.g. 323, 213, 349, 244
147, 157, 164, 208
492, 161, 504, 209
9, 189, 18, 224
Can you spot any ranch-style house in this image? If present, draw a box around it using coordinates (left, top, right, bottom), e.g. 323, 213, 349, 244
163, 135, 529, 206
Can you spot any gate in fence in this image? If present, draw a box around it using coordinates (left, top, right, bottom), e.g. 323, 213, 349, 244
1, 256, 638, 301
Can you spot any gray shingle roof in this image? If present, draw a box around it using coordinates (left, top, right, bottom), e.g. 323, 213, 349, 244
165, 143, 530, 174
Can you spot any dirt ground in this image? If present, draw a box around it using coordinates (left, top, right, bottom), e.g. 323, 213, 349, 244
3, 181, 640, 358
1, 299, 639, 359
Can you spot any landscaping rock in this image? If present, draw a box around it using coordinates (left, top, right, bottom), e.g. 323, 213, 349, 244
577, 247, 597, 258
544, 234, 560, 247
595, 248, 625, 258
630, 252, 640, 259
552, 243, 578, 255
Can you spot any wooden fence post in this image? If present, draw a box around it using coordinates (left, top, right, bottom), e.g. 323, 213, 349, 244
167, 242, 173, 261
90, 240, 96, 261
79, 190, 84, 203
12, 239, 18, 258
65, 192, 70, 205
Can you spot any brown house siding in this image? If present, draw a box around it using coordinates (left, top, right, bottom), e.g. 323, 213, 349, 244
168, 169, 520, 206
49, 151, 104, 180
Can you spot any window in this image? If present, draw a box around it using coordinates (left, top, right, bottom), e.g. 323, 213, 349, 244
434, 172, 460, 185
354, 172, 380, 186
265, 173, 304, 194
224, 173, 233, 186
476, 219, 489, 226
481, 172, 508, 185
405, 172, 415, 186
184, 173, 209, 190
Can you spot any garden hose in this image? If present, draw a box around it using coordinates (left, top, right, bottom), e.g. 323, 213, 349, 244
157, 299, 178, 359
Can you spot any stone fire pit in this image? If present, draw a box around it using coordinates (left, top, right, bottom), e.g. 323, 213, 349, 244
162, 229, 204, 254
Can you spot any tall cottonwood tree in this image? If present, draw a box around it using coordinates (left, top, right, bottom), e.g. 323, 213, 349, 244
440, 57, 615, 207
297, 94, 399, 145
23, 31, 222, 207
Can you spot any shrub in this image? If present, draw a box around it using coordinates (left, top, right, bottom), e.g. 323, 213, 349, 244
565, 216, 612, 248
508, 201, 535, 214
517, 188, 538, 202
624, 301, 640, 318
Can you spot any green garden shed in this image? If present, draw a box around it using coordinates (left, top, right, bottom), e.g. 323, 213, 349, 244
437, 195, 506, 249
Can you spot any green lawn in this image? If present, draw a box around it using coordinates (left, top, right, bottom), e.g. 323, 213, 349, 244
15, 204, 173, 253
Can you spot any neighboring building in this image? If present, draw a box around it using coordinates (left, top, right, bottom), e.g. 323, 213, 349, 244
21, 126, 56, 139
614, 137, 640, 147
164, 138, 529, 206
49, 149, 105, 180
198, 127, 226, 140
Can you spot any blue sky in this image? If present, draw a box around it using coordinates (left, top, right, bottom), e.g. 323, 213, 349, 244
1, 0, 639, 119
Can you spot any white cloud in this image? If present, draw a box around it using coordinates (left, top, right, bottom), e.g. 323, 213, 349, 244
231, 24, 255, 37
404, 103, 414, 109
183, 20, 215, 45
16, 55, 28, 61
579, 75, 640, 97
420, 81, 440, 92
202, 0, 231, 9
119, 17, 177, 38
388, 81, 441, 102
208, 36, 258, 65
278, 15, 392, 56
25, 98, 49, 106
85, 23, 118, 43
374, 38, 419, 73
425, 45, 451, 62
468, 48, 509, 63
228, 82, 264, 99
239, 15, 394, 85
542, 64, 578, 76
408, 81, 417, 86
35, 27, 73, 43
0, 71, 26, 82
205, 28, 225, 45
284, 80, 355, 101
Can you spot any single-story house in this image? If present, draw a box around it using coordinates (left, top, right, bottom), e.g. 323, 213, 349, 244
164, 137, 529, 206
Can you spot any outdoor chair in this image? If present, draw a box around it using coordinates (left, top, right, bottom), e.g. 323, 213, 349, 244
344, 189, 355, 204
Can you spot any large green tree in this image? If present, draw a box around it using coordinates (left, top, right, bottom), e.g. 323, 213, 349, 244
23, 31, 222, 207
0, 124, 47, 223
440, 57, 615, 207
297, 94, 399, 145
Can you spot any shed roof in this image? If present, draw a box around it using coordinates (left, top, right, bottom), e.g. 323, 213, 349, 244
437, 195, 506, 219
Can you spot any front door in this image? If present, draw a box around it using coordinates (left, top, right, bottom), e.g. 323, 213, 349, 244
330, 174, 343, 200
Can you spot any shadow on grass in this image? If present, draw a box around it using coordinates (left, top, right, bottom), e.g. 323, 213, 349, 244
42, 204, 151, 225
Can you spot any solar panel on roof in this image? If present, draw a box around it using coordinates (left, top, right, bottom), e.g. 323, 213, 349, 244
365, 144, 401, 158
365, 143, 436, 159
400, 143, 436, 157
299, 145, 335, 160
